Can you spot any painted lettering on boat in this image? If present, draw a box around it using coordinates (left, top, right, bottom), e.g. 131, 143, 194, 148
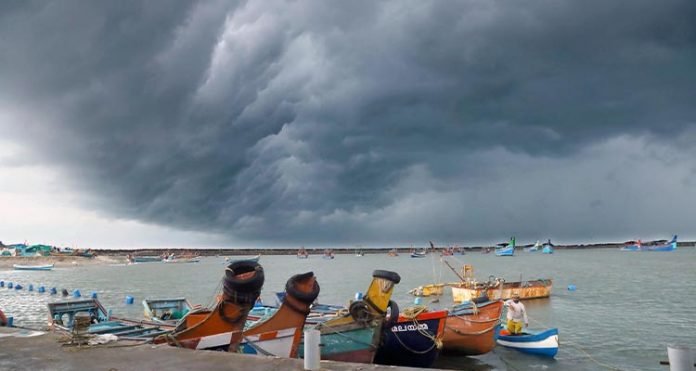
390, 323, 429, 332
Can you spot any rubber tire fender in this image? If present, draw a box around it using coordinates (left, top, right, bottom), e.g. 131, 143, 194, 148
349, 300, 372, 323
285, 271, 320, 304
384, 300, 399, 329
372, 270, 401, 284
223, 261, 265, 294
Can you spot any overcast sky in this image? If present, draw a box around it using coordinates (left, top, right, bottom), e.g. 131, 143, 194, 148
1, 0, 695, 248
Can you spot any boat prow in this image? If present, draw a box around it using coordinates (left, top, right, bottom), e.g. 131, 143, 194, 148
496, 327, 559, 358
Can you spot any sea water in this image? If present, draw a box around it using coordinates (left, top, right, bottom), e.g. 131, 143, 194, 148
1, 248, 695, 370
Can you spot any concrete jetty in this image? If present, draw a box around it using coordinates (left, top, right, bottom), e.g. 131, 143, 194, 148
0, 327, 428, 371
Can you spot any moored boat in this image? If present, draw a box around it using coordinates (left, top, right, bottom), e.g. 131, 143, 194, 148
322, 249, 335, 259
496, 327, 559, 358
495, 237, 515, 256
48, 299, 169, 341
163, 253, 200, 263
13, 263, 54, 271
525, 241, 541, 252
127, 254, 162, 264
621, 235, 677, 252
443, 264, 552, 303
299, 270, 401, 363
410, 250, 427, 258
408, 283, 445, 297
442, 298, 503, 355
374, 307, 447, 368
450, 277, 552, 303
297, 247, 309, 259
143, 298, 194, 325
387, 248, 399, 257
154, 260, 264, 350
240, 271, 320, 357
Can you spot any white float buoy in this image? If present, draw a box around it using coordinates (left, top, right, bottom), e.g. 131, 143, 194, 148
303, 329, 321, 370
667, 345, 694, 371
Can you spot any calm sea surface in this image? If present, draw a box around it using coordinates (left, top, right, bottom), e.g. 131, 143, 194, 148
1, 248, 695, 370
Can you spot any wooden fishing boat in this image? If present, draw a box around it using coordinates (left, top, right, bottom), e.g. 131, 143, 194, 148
143, 298, 194, 325
442, 299, 503, 355
496, 327, 559, 358
48, 299, 169, 341
451, 278, 552, 303
495, 237, 515, 256
299, 270, 401, 363
239, 271, 320, 357
443, 264, 552, 303
154, 260, 265, 350
375, 307, 447, 368
387, 248, 399, 257
408, 283, 445, 297
621, 235, 677, 252
13, 263, 54, 271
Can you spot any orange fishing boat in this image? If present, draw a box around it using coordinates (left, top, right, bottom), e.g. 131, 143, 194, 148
240, 271, 320, 357
442, 299, 503, 355
154, 260, 264, 350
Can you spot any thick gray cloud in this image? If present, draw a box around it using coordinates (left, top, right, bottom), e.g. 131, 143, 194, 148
1, 0, 695, 246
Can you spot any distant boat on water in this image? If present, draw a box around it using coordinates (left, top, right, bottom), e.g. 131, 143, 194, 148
495, 237, 515, 257
621, 235, 677, 252
322, 249, 335, 259
542, 239, 554, 254
297, 247, 309, 259
410, 250, 427, 258
13, 263, 54, 271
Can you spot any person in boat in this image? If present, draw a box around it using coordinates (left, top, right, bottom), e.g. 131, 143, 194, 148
504, 293, 528, 335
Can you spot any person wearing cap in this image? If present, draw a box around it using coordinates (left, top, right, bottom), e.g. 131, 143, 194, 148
504, 293, 528, 335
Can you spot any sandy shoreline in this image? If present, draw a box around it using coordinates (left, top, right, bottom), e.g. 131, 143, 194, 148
0, 255, 125, 268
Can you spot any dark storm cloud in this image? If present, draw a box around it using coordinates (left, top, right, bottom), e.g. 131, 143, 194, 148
1, 0, 696, 245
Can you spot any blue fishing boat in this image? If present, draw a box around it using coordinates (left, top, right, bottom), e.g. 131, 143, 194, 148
374, 308, 447, 368
48, 299, 169, 341
621, 235, 677, 252
524, 241, 541, 252
143, 298, 194, 325
542, 239, 554, 254
495, 237, 515, 256
13, 263, 54, 271
496, 327, 559, 358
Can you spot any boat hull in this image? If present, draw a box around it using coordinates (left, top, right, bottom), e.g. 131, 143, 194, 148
13, 264, 54, 271
495, 247, 514, 256
442, 300, 503, 355
451, 280, 552, 303
375, 310, 447, 368
304, 325, 380, 363
496, 328, 559, 358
